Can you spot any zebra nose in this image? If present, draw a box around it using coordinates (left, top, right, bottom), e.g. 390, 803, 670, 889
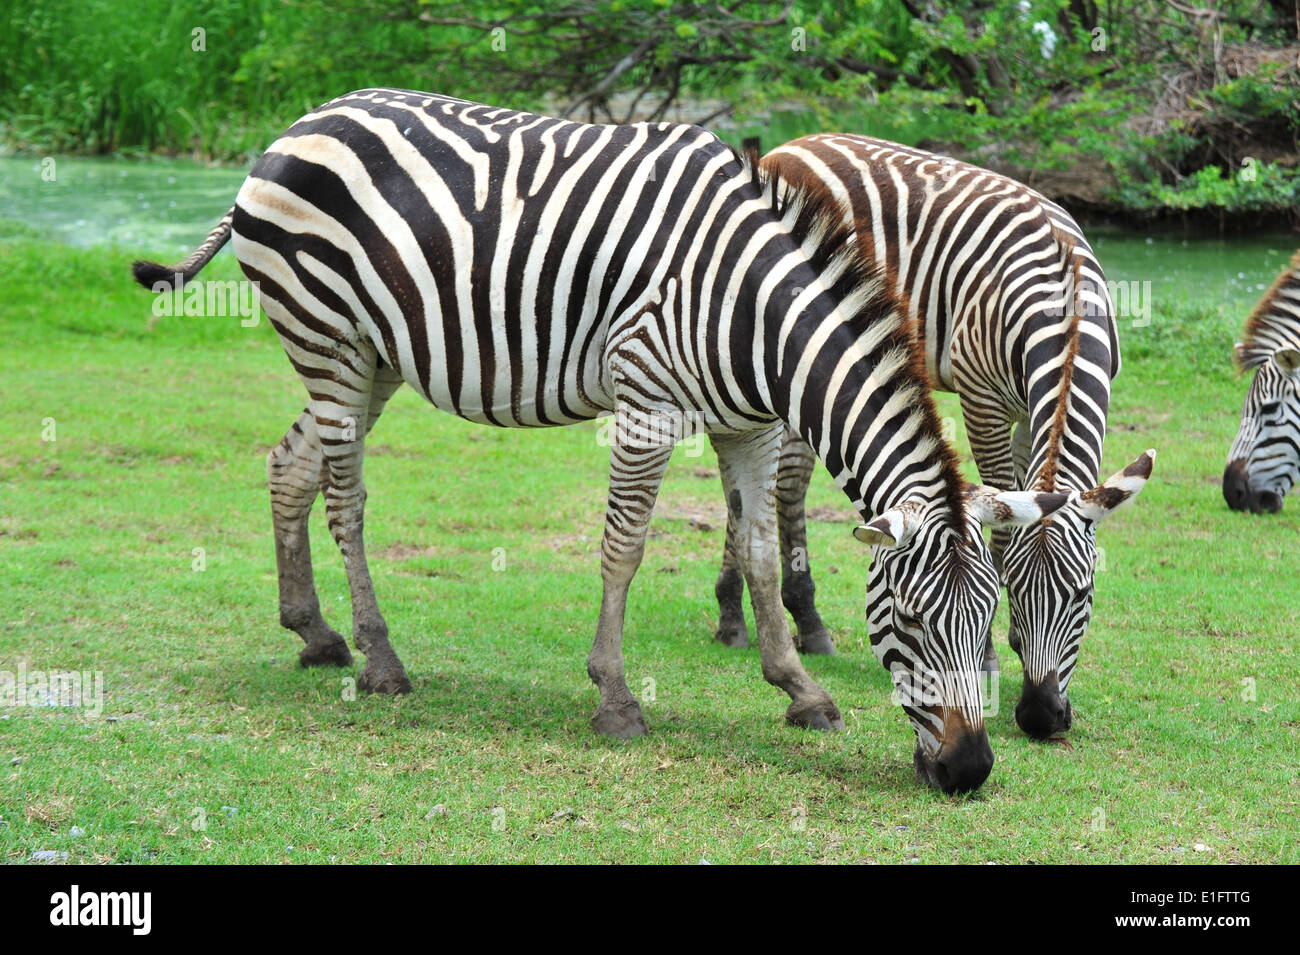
1016, 675, 1070, 739
931, 730, 994, 795
1222, 461, 1252, 511
1257, 490, 1283, 514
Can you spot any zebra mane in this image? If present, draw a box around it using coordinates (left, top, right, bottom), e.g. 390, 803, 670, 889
1238, 249, 1300, 370
738, 147, 967, 534
1034, 220, 1088, 493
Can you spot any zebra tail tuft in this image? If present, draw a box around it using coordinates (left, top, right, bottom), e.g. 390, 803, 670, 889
131, 259, 183, 289
131, 207, 235, 291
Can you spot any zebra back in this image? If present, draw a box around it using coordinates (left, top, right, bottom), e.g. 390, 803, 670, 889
762, 133, 1120, 495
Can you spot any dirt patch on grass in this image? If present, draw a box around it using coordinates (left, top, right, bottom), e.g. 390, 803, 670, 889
25, 797, 75, 831
547, 533, 595, 555
379, 542, 437, 561
651, 498, 726, 534
807, 505, 856, 523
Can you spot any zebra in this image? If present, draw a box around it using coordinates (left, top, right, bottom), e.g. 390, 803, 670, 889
713, 134, 1155, 740
1224, 250, 1300, 513
131, 90, 1067, 793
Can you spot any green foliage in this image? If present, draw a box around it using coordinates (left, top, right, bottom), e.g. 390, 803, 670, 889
1130, 162, 1300, 214
1, 0, 1297, 219
1204, 66, 1300, 138
1, 0, 276, 156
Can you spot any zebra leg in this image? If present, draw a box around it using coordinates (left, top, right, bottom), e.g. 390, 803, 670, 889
713, 483, 750, 649
268, 410, 351, 668
964, 397, 1018, 675
776, 429, 834, 655
314, 359, 411, 696
1010, 415, 1032, 491
990, 415, 1035, 673
269, 367, 407, 670
712, 427, 843, 731
587, 435, 677, 739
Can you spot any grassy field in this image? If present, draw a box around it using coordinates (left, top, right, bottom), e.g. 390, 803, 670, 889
1, 236, 1297, 864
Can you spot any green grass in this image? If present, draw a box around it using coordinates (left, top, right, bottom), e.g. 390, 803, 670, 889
1, 236, 1297, 864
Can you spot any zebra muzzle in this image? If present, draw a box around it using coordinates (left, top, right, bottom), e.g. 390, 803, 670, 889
915, 726, 994, 796
1222, 459, 1283, 514
1015, 674, 1072, 740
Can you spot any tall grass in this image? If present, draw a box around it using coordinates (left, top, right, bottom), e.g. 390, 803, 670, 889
0, 0, 462, 159
0, 1, 971, 161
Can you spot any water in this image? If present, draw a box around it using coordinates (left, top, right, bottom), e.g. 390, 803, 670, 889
2, 156, 1295, 311
0, 156, 245, 252
1090, 229, 1295, 316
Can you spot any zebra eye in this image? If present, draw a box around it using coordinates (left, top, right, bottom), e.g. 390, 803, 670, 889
1260, 401, 1281, 417
895, 609, 923, 632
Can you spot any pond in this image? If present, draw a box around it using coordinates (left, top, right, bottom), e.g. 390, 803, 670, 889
1091, 229, 1295, 317
2, 155, 1295, 319
0, 155, 246, 252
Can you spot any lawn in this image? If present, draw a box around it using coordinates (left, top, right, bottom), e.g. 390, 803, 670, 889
1, 237, 1296, 864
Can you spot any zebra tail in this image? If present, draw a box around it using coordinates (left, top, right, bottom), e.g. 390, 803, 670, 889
131, 207, 235, 291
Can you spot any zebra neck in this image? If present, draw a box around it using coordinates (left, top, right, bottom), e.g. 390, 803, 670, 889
1018, 294, 1115, 494
763, 277, 961, 524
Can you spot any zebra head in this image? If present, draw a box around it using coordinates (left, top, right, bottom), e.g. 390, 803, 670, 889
858, 486, 1068, 795
1000, 450, 1156, 740
1223, 346, 1300, 513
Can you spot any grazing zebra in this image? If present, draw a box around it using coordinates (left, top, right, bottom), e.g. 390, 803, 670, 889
714, 134, 1155, 740
132, 90, 1066, 793
1224, 250, 1300, 513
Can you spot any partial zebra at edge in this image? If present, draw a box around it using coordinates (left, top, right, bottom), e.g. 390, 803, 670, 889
1236, 248, 1300, 370
1224, 248, 1300, 514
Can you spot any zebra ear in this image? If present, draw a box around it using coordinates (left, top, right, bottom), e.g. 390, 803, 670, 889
965, 484, 1070, 529
1236, 341, 1267, 370
853, 507, 920, 548
1274, 348, 1300, 374
1075, 448, 1156, 524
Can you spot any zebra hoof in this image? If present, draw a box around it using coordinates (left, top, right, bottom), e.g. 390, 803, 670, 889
298, 640, 353, 668
714, 621, 750, 649
796, 628, 835, 656
785, 699, 844, 732
591, 700, 649, 738
357, 660, 412, 695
